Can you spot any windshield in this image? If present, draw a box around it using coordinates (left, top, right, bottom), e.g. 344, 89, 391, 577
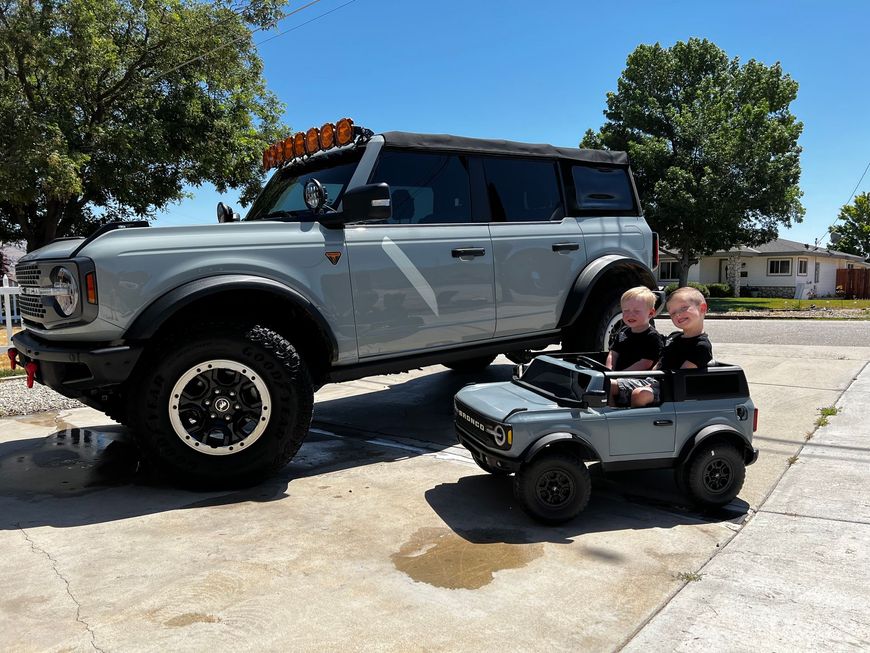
245, 150, 363, 221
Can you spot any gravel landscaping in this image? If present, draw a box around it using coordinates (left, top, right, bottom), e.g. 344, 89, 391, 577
0, 377, 84, 417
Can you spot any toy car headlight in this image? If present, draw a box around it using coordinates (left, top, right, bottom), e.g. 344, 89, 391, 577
51, 266, 80, 316
493, 425, 512, 447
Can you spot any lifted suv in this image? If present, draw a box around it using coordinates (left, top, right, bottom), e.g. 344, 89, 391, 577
11, 118, 659, 485
455, 353, 758, 523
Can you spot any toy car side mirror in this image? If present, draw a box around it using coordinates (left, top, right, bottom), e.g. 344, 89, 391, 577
581, 389, 608, 408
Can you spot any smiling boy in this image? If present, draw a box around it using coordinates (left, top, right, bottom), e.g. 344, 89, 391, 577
606, 286, 662, 371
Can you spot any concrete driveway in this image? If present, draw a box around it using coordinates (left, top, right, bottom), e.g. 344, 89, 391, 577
1, 341, 868, 652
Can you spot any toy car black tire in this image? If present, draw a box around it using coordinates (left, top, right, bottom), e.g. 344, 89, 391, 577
684, 442, 746, 507
514, 451, 591, 524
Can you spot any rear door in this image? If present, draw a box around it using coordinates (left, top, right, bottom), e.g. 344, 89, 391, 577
345, 150, 495, 358
479, 157, 587, 337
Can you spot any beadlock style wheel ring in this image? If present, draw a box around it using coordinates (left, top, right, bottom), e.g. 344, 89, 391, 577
604, 313, 625, 351
168, 359, 271, 456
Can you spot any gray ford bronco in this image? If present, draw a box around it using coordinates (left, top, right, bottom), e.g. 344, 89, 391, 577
10, 118, 660, 485
455, 352, 758, 523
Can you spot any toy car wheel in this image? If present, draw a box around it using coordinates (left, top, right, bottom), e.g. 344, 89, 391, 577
514, 452, 591, 524
684, 442, 746, 507
130, 323, 313, 488
470, 449, 510, 476
444, 355, 497, 373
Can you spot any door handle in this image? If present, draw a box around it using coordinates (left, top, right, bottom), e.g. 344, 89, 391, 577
452, 248, 486, 258
552, 242, 580, 252
653, 419, 673, 426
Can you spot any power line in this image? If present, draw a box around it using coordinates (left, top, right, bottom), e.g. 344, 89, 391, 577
813, 159, 870, 248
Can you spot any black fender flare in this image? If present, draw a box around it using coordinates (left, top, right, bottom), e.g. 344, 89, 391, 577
558, 255, 658, 328
522, 432, 601, 464
123, 275, 338, 361
679, 425, 754, 464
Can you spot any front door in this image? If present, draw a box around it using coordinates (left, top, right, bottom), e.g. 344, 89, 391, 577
605, 403, 677, 456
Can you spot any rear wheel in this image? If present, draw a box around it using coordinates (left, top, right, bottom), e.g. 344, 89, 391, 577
682, 442, 746, 507
129, 323, 313, 488
514, 452, 591, 524
443, 355, 497, 373
562, 291, 624, 352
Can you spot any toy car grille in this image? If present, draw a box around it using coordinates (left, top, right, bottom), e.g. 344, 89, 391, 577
14, 262, 47, 318
454, 401, 498, 446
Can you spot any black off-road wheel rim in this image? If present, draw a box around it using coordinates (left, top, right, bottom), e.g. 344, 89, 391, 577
535, 468, 575, 508
168, 359, 271, 456
702, 456, 733, 494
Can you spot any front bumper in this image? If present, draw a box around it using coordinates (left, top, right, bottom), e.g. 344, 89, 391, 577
10, 330, 142, 391
455, 428, 521, 473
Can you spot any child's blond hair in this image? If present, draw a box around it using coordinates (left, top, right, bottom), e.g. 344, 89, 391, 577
621, 286, 656, 310
666, 286, 706, 308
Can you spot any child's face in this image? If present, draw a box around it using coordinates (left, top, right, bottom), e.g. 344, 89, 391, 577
667, 296, 707, 335
621, 297, 654, 331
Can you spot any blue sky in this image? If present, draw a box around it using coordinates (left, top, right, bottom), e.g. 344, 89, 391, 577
156, 0, 870, 249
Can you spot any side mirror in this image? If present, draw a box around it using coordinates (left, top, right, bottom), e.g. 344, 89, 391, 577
217, 202, 239, 223
341, 183, 391, 222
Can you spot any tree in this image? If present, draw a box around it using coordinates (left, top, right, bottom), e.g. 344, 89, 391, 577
0, 0, 288, 251
582, 38, 804, 286
829, 192, 870, 261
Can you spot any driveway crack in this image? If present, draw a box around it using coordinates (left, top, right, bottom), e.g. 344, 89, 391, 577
17, 525, 104, 653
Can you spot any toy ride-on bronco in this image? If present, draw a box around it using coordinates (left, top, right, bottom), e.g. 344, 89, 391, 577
454, 353, 758, 524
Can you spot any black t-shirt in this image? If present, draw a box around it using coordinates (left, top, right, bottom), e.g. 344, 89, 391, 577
610, 325, 663, 370
659, 332, 713, 370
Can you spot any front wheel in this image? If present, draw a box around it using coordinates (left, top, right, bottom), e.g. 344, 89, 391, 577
130, 324, 313, 487
514, 452, 591, 524
682, 443, 746, 507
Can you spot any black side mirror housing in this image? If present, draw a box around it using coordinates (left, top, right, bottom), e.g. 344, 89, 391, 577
217, 202, 239, 223
341, 183, 392, 221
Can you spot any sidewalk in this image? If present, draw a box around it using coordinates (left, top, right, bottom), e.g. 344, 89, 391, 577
623, 361, 870, 652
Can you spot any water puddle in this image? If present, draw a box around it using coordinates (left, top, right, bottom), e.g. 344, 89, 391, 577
0, 423, 140, 498
392, 527, 543, 589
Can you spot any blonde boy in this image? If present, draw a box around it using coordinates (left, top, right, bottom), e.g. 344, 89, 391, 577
606, 286, 662, 371
623, 286, 713, 408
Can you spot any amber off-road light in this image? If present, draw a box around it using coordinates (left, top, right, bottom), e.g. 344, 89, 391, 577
336, 118, 354, 146
283, 136, 294, 160
319, 122, 335, 149
305, 127, 320, 154
293, 132, 306, 158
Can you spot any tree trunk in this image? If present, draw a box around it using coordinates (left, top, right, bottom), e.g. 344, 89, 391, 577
678, 251, 692, 287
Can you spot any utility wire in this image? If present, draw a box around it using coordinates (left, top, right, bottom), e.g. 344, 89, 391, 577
813, 159, 870, 248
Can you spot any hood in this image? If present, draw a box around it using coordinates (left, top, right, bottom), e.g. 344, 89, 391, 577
456, 381, 557, 422
19, 239, 85, 261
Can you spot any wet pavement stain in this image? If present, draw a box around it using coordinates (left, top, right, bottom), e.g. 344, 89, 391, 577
14, 411, 76, 432
392, 527, 543, 590
0, 424, 141, 498
164, 613, 221, 627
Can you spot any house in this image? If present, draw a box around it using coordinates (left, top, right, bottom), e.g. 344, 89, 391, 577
658, 238, 870, 298
1, 242, 27, 280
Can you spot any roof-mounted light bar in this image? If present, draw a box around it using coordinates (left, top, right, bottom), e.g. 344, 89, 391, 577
262, 118, 369, 170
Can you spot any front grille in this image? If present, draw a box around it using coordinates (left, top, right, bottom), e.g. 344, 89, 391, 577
454, 400, 498, 447
14, 262, 47, 319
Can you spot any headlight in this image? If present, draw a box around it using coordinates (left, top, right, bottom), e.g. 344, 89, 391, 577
51, 266, 80, 316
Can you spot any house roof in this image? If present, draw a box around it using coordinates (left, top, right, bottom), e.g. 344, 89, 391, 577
717, 238, 868, 262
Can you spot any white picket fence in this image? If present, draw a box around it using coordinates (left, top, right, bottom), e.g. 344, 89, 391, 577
1, 275, 22, 344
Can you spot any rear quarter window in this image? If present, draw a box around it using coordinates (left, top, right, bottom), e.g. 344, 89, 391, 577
567, 164, 638, 215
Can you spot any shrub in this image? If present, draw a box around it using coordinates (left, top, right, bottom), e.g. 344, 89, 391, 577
663, 281, 710, 298
707, 283, 731, 297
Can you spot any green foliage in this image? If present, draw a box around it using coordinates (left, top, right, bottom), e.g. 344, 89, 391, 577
707, 283, 731, 297
829, 192, 870, 260
583, 39, 804, 284
0, 0, 288, 250
663, 281, 709, 297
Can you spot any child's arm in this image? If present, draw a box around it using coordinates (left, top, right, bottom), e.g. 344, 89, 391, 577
680, 360, 700, 369
622, 358, 656, 371
605, 350, 617, 370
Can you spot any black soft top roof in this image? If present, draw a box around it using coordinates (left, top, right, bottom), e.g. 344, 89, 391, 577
380, 131, 629, 166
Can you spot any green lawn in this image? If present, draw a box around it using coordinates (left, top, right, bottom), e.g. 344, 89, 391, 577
707, 297, 870, 312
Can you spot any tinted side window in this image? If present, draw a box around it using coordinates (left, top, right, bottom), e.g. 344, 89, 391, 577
570, 165, 636, 213
482, 158, 563, 222
369, 150, 471, 224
